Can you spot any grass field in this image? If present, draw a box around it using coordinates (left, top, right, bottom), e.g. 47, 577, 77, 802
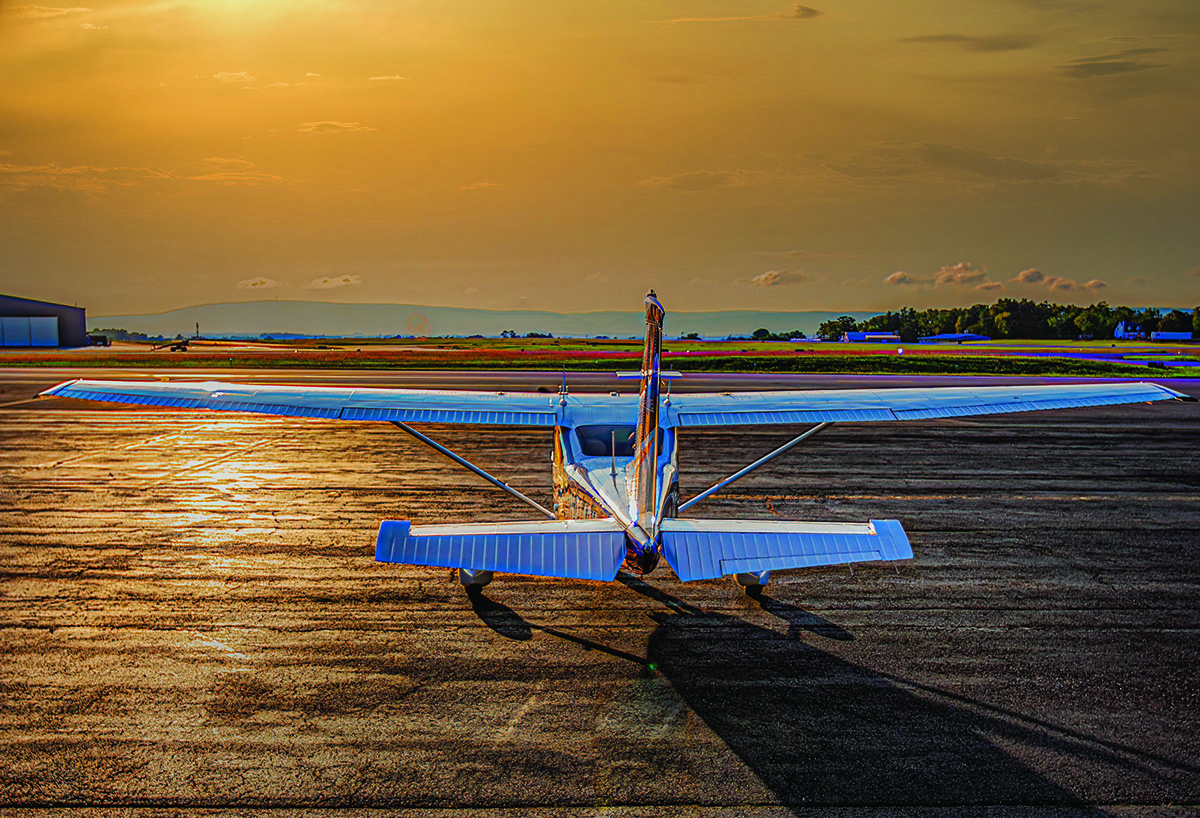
2, 336, 1196, 377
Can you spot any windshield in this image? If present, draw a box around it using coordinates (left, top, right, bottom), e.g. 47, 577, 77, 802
575, 425, 668, 458
575, 425, 637, 457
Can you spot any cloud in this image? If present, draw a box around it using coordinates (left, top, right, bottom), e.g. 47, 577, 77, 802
237, 277, 280, 291
307, 274, 362, 289
900, 33, 1041, 52
187, 170, 282, 184
369, 75, 409, 81
584, 271, 611, 284
298, 121, 377, 133
640, 170, 758, 191
738, 270, 808, 288
0, 161, 166, 194
464, 286, 480, 295
4, 6, 91, 19
1044, 275, 1078, 291
916, 143, 1059, 181
822, 142, 1146, 187
305, 72, 322, 77
933, 262, 987, 286
885, 262, 999, 289
661, 3, 822, 23
212, 72, 253, 83
758, 248, 869, 259
1060, 49, 1168, 79
78, 21, 105, 29
1040, 276, 1106, 293
1185, 266, 1200, 279
201, 156, 254, 168
186, 157, 280, 185
459, 181, 502, 191
1011, 271, 1108, 293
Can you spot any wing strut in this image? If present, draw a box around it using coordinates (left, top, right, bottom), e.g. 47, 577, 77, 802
678, 422, 832, 513
390, 421, 555, 519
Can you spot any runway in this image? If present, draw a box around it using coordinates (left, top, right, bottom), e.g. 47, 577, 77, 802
1, 370, 1198, 814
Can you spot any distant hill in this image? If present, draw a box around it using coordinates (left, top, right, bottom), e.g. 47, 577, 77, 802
91, 300, 878, 339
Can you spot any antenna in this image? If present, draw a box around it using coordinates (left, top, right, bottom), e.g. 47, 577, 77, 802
559, 369, 568, 406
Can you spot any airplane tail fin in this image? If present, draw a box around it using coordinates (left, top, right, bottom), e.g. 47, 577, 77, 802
659, 518, 912, 582
375, 518, 627, 581
629, 290, 666, 529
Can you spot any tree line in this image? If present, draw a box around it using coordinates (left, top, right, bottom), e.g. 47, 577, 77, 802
815, 300, 1200, 342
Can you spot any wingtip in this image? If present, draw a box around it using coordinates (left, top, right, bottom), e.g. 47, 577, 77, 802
1158, 383, 1198, 402
38, 379, 80, 398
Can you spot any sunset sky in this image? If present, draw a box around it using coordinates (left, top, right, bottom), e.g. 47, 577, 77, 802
1, 0, 1198, 315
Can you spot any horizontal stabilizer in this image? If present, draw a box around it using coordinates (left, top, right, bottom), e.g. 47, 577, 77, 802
614, 371, 682, 379
661, 518, 912, 581
375, 518, 627, 581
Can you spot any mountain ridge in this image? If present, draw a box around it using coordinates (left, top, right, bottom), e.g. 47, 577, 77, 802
92, 300, 878, 338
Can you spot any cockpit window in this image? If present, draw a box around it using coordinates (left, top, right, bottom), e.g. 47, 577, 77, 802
576, 425, 636, 457
575, 425, 664, 458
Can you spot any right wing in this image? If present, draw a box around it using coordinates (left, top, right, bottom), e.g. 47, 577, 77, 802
664, 381, 1193, 427
40, 379, 568, 426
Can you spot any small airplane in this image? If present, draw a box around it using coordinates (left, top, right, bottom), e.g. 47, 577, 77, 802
41, 291, 1194, 591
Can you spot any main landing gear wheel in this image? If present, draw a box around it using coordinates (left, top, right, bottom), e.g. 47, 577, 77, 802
459, 568, 494, 588
734, 571, 770, 593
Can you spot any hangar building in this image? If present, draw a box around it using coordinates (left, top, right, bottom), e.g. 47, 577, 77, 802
0, 294, 88, 348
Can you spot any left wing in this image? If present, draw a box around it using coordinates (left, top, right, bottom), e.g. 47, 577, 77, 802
664, 381, 1193, 427
40, 379, 566, 426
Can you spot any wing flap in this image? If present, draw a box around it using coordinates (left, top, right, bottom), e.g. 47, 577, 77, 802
341, 406, 557, 425
375, 518, 627, 581
678, 407, 896, 426
660, 518, 912, 581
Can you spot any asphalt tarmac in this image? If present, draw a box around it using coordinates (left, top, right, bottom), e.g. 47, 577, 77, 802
2, 370, 1198, 816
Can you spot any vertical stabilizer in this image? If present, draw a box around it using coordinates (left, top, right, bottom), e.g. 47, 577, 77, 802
628, 290, 665, 530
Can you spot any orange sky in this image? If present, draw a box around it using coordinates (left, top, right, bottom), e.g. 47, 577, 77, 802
1, 0, 1198, 315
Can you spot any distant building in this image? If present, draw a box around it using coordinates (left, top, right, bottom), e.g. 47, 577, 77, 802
0, 294, 88, 347
1151, 331, 1194, 342
918, 333, 991, 344
841, 331, 901, 343
1114, 321, 1144, 340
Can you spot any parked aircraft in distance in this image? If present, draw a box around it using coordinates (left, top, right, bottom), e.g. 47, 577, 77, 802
41, 291, 1194, 591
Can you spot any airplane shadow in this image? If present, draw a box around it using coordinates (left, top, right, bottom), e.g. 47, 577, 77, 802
609, 574, 1191, 810
467, 587, 533, 641
467, 577, 1194, 809
468, 586, 653, 670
